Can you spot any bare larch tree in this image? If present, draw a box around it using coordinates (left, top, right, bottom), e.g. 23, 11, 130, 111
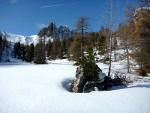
75, 16, 89, 57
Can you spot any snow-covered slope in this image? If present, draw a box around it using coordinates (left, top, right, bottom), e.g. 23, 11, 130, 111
0, 30, 55, 46
0, 31, 39, 45
0, 59, 150, 113
0, 30, 55, 45
27, 35, 39, 45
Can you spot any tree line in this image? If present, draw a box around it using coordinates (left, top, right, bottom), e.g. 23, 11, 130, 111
0, 36, 11, 62
1, 0, 149, 76
12, 3, 150, 75
14, 26, 108, 64
115, 0, 150, 75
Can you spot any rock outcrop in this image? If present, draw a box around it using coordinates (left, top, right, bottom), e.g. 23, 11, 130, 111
70, 65, 108, 93
70, 66, 87, 93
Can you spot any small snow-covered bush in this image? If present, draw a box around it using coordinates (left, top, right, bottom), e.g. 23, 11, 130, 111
110, 70, 133, 85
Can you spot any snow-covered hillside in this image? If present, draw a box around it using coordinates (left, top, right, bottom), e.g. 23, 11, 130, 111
0, 30, 55, 46
0, 59, 150, 113
0, 30, 39, 45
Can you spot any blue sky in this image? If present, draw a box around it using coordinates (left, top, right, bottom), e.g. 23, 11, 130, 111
0, 0, 137, 36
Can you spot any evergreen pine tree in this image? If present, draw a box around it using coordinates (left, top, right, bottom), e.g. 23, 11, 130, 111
25, 43, 34, 62
97, 36, 106, 55
34, 40, 45, 64
0, 36, 3, 62
29, 43, 34, 62
46, 39, 52, 59
20, 44, 26, 61
78, 46, 99, 81
50, 39, 61, 59
13, 42, 21, 59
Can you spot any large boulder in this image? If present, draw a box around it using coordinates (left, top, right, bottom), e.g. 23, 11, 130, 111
70, 66, 87, 93
83, 81, 97, 93
98, 72, 106, 83
70, 65, 104, 93
83, 75, 108, 93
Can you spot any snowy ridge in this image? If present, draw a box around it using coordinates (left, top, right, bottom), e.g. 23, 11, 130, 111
133, 7, 150, 19
0, 23, 73, 45
0, 30, 54, 45
0, 30, 39, 45
135, 7, 150, 12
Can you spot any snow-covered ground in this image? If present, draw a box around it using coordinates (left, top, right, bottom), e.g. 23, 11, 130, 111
0, 59, 150, 113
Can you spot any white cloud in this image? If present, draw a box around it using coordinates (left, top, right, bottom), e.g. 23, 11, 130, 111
10, 0, 18, 4
41, 1, 91, 8
64, 24, 69, 27
35, 23, 47, 29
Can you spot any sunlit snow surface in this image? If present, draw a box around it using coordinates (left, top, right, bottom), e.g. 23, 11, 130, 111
0, 59, 150, 113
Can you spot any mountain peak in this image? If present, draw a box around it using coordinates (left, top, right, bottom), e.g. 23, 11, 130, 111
38, 23, 74, 39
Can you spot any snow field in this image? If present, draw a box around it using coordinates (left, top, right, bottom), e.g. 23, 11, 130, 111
0, 59, 150, 113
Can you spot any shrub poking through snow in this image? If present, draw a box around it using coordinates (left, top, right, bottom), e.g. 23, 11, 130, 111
78, 46, 99, 81
70, 46, 104, 93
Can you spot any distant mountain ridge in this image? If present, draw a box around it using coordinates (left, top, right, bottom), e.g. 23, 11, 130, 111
0, 30, 39, 45
0, 23, 74, 45
38, 22, 75, 39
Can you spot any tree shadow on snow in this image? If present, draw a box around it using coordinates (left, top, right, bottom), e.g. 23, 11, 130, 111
110, 84, 150, 91
61, 77, 150, 93
129, 84, 150, 88
48, 62, 72, 66
61, 78, 74, 92
0, 62, 29, 67
110, 85, 128, 91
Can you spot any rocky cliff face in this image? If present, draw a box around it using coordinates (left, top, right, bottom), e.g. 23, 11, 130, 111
38, 22, 75, 39
133, 7, 150, 22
